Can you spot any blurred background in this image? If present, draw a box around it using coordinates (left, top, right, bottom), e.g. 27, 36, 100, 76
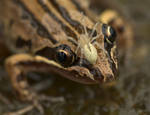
0, 0, 150, 115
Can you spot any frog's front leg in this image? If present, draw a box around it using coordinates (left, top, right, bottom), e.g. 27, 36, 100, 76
5, 54, 36, 101
5, 54, 64, 114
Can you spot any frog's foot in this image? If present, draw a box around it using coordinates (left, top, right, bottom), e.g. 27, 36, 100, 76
0, 93, 12, 106
3, 105, 34, 115
4, 54, 65, 115
32, 94, 65, 114
4, 94, 64, 115
31, 94, 64, 114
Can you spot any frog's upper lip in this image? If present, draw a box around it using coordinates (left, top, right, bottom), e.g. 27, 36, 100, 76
73, 57, 117, 83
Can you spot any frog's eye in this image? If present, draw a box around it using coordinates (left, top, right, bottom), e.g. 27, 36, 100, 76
102, 24, 116, 44
55, 44, 75, 67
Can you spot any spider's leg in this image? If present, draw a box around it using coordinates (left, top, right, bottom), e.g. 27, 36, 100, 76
80, 12, 88, 36
83, 24, 88, 36
90, 22, 100, 38
67, 37, 78, 46
75, 45, 80, 55
79, 48, 84, 66
90, 34, 101, 43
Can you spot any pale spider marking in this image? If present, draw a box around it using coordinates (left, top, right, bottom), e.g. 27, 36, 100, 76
67, 16, 109, 65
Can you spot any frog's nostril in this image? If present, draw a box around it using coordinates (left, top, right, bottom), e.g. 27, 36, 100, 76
90, 68, 104, 82
105, 74, 115, 82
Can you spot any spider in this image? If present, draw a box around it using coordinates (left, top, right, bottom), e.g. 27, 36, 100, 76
67, 13, 116, 65
67, 21, 106, 65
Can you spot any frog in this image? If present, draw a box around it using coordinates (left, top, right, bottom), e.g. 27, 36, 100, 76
0, 0, 133, 114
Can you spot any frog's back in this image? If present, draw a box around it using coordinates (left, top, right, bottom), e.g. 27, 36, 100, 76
0, 0, 55, 54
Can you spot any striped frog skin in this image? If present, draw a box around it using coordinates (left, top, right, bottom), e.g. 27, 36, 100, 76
0, 0, 118, 104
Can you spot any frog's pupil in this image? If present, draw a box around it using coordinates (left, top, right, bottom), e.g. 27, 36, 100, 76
102, 24, 107, 34
57, 51, 67, 63
109, 27, 116, 42
110, 27, 116, 38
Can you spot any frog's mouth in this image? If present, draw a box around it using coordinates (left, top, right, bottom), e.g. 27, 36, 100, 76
72, 54, 117, 83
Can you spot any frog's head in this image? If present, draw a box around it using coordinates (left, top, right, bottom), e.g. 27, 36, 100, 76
36, 23, 118, 84
52, 23, 118, 84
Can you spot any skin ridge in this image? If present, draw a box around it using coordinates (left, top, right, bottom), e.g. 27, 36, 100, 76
50, 0, 83, 33
49, 0, 94, 36
13, 0, 58, 44
15, 58, 104, 82
104, 42, 117, 75
71, 0, 86, 14
37, 0, 78, 39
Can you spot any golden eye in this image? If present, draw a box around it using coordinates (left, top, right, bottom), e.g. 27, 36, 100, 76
102, 24, 116, 44
55, 44, 75, 67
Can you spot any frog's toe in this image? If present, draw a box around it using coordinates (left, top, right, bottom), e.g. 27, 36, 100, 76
39, 95, 65, 103
32, 94, 65, 114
